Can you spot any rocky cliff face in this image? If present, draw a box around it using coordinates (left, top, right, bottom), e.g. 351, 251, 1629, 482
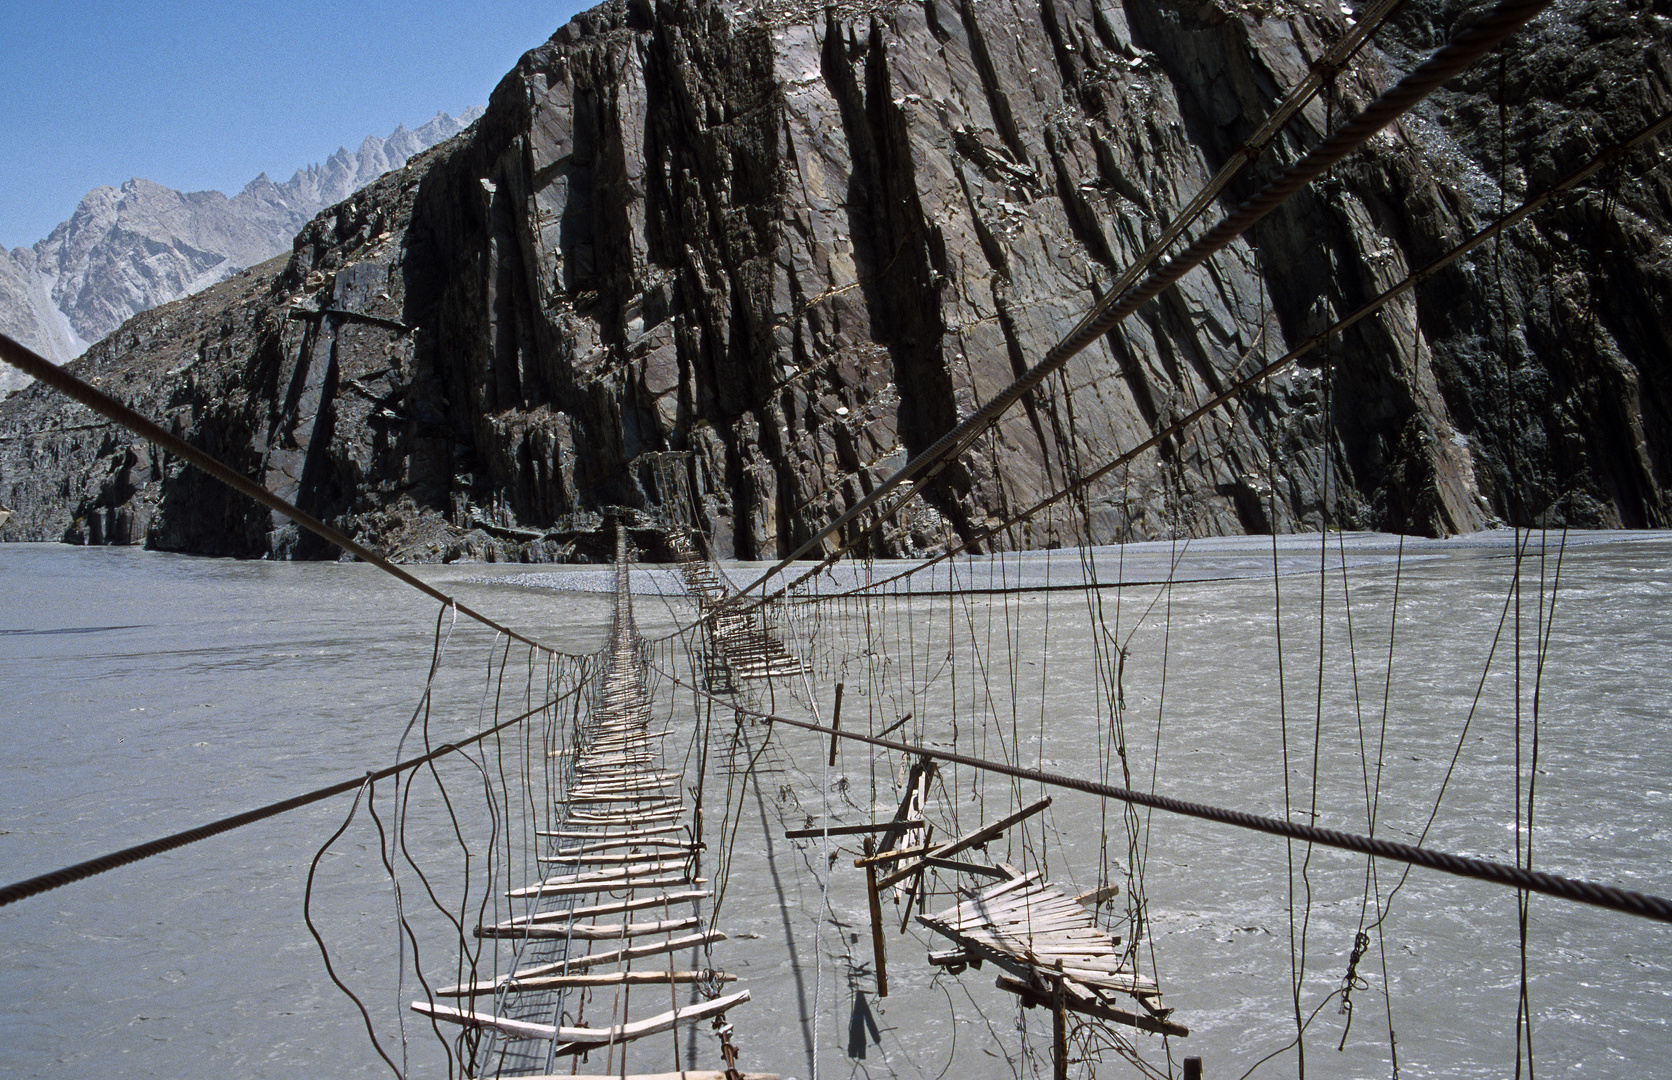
0, 110, 483, 391
1, 0, 1666, 561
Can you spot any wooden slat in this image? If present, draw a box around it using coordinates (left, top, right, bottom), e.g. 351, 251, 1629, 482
411, 1001, 553, 1039
563, 808, 686, 825
995, 975, 1186, 1037
539, 848, 695, 865
877, 797, 1051, 889
921, 857, 1010, 878
542, 836, 694, 854
436, 931, 727, 996
477, 915, 697, 940
552, 988, 751, 1046
507, 872, 699, 899
783, 819, 924, 839
539, 823, 687, 840
494, 889, 710, 929
515, 860, 690, 888
491, 970, 735, 989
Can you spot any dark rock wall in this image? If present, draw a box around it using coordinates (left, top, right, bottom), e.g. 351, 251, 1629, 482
1, 0, 1667, 560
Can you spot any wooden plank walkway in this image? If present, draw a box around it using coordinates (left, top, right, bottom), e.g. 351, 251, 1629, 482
667, 530, 808, 684
422, 523, 752, 1077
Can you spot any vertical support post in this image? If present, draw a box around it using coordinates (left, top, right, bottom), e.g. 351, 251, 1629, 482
863, 837, 889, 997
1184, 1056, 1203, 1080
828, 682, 845, 767
1053, 960, 1068, 1080
898, 824, 933, 933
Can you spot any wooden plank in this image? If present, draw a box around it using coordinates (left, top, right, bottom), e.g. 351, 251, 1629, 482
877, 797, 1051, 889
411, 1001, 554, 1040
827, 682, 844, 767
518, 860, 690, 887
436, 930, 729, 995
1053, 962, 1068, 1080
926, 871, 1043, 922
853, 843, 932, 868
545, 837, 696, 855
572, 772, 682, 787
477, 915, 698, 940
514, 1072, 776, 1080
783, 819, 924, 840
486, 970, 735, 989
863, 837, 888, 997
876, 757, 933, 857
563, 808, 685, 825
921, 857, 1010, 878
537, 929, 723, 974
540, 823, 687, 840
496, 889, 710, 927
971, 869, 1044, 900
539, 849, 695, 865
548, 988, 751, 1046
995, 975, 1187, 1037
507, 872, 699, 899
940, 884, 1061, 921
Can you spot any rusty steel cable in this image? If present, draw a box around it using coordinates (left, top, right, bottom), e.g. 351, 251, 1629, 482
0, 331, 569, 656
746, 707, 1672, 926
0, 685, 586, 908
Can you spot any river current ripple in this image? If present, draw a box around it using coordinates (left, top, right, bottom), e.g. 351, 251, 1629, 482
0, 532, 1667, 1078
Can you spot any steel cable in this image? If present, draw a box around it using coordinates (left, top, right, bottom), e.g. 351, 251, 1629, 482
651, 649, 1672, 926
0, 680, 588, 908
754, 711, 1672, 925
0, 331, 572, 657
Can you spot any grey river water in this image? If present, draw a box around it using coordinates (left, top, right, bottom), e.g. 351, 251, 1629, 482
0, 532, 1668, 1079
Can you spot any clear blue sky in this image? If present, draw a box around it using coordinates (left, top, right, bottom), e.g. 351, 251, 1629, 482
0, 0, 591, 250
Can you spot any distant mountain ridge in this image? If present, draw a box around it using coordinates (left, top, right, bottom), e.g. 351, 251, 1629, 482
0, 108, 483, 391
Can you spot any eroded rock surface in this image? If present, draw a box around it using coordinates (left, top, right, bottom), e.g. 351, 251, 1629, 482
1, 0, 1666, 561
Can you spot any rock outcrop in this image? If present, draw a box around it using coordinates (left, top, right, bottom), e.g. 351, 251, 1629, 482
0, 110, 483, 390
1, 0, 1666, 561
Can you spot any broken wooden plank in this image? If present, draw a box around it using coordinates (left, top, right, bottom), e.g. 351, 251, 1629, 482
863, 837, 888, 997
921, 857, 1011, 878
877, 797, 1051, 889
995, 974, 1187, 1037
783, 819, 924, 840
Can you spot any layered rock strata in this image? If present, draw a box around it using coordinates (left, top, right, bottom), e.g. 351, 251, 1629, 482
1, 0, 1666, 561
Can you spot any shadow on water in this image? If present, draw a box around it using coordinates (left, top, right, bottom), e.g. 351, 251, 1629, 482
751, 753, 819, 1076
